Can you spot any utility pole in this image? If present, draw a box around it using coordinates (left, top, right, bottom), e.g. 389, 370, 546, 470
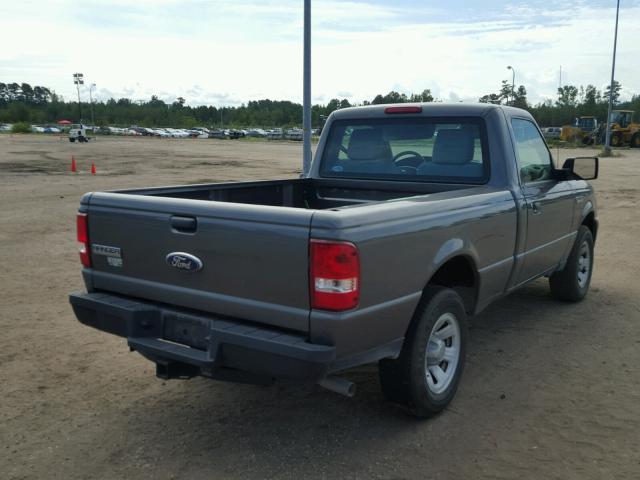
73, 73, 84, 123
507, 66, 515, 106
89, 83, 96, 126
559, 65, 562, 90
302, 0, 312, 175
604, 0, 620, 154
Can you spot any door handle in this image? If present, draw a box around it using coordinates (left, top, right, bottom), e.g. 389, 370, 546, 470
170, 215, 197, 233
530, 201, 542, 214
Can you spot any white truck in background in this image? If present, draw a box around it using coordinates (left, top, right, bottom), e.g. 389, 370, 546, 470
69, 124, 89, 143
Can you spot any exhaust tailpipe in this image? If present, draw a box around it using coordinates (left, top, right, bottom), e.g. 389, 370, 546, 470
318, 376, 356, 397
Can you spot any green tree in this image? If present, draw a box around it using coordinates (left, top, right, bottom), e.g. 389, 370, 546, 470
11, 122, 31, 133
421, 89, 434, 102
499, 80, 512, 104
478, 93, 502, 104
556, 85, 579, 108
603, 80, 622, 104
512, 85, 528, 109
583, 85, 601, 106
0, 82, 8, 104
21, 83, 34, 103
7, 83, 20, 101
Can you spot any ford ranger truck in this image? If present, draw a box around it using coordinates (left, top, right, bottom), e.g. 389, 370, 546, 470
70, 103, 598, 417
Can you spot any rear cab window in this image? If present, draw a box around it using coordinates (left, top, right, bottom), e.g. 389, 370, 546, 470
320, 117, 489, 183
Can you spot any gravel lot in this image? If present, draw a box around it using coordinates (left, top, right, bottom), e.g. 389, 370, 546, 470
1, 134, 639, 480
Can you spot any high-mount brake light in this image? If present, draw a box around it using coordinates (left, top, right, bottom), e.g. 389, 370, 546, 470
77, 212, 91, 267
310, 239, 360, 311
384, 106, 422, 114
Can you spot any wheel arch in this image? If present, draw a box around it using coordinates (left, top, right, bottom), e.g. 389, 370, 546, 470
581, 209, 597, 242
421, 253, 480, 316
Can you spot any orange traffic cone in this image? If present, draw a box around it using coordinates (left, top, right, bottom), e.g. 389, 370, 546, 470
91, 162, 96, 175
71, 156, 77, 173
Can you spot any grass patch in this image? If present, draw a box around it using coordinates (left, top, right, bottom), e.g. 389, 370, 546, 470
11, 122, 31, 134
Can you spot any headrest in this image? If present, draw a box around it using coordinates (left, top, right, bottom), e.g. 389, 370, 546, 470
432, 129, 475, 165
347, 129, 391, 162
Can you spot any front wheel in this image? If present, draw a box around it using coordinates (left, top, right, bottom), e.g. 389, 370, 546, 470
610, 132, 623, 147
379, 287, 468, 418
549, 225, 594, 302
631, 133, 640, 149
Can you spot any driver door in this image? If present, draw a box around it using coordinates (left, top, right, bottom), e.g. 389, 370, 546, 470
512, 118, 576, 284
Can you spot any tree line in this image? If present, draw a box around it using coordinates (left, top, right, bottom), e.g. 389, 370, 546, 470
479, 80, 639, 127
0, 82, 434, 128
1, 81, 638, 129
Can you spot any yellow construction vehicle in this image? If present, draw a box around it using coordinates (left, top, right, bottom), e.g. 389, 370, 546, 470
560, 116, 598, 144
606, 110, 640, 148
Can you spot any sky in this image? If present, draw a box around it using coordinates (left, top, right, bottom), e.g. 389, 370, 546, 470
1, 0, 639, 107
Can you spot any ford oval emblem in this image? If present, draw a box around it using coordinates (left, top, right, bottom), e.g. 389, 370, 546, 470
166, 252, 203, 272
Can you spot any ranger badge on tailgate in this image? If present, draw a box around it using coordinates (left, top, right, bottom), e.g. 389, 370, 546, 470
92, 244, 123, 268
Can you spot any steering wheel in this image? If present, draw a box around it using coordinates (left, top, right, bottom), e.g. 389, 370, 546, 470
393, 150, 424, 174
521, 164, 549, 182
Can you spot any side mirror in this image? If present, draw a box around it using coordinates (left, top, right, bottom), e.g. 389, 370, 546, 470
562, 157, 598, 180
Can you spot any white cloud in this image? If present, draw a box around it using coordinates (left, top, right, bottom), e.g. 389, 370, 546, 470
0, 1, 638, 106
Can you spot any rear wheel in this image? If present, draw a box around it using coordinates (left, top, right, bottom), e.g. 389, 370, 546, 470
549, 226, 594, 302
631, 133, 640, 148
69, 138, 75, 143
379, 287, 468, 418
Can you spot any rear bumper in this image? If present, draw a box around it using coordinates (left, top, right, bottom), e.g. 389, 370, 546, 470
69, 292, 335, 382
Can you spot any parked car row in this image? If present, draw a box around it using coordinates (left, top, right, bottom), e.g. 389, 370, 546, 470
209, 127, 306, 140
97, 126, 209, 138
32, 125, 63, 133
3, 122, 319, 141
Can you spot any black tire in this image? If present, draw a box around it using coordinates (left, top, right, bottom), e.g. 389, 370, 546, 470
631, 133, 640, 149
549, 226, 594, 302
379, 287, 468, 418
69, 138, 75, 143
610, 132, 623, 147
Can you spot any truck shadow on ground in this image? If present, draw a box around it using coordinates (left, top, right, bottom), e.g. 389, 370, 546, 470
105, 278, 616, 476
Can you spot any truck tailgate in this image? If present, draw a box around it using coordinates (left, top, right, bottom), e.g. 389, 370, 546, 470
83, 192, 313, 332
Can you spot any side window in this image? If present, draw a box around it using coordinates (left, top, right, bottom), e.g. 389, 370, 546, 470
512, 118, 552, 183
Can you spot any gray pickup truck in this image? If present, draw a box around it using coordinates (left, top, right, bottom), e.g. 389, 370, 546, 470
70, 103, 598, 417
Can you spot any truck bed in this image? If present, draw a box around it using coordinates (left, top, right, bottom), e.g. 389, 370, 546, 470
116, 178, 473, 210
80, 177, 479, 336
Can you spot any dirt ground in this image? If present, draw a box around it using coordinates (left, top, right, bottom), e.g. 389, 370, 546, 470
1, 134, 639, 480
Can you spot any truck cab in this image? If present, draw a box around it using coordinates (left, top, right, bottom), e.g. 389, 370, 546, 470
69, 124, 88, 143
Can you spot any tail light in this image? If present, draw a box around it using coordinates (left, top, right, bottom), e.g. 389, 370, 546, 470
310, 239, 359, 311
77, 212, 91, 267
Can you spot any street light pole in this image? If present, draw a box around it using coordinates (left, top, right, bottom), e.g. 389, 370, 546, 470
73, 73, 84, 122
507, 66, 515, 106
302, 0, 312, 175
604, 0, 621, 154
89, 83, 96, 126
